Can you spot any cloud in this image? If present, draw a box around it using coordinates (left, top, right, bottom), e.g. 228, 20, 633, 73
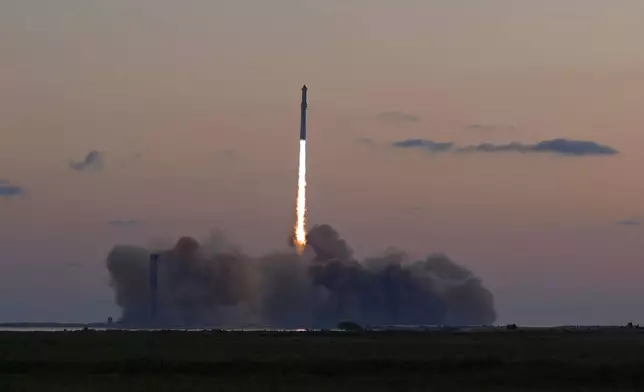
376, 111, 420, 123
391, 139, 454, 152
69, 150, 104, 172
108, 220, 139, 227
617, 219, 641, 227
468, 124, 517, 132
459, 139, 618, 156
357, 137, 377, 146
469, 124, 497, 131
0, 182, 24, 198
216, 149, 235, 160
400, 205, 423, 214
115, 152, 143, 169
391, 138, 618, 157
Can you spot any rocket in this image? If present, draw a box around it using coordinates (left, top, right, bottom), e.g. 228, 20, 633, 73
300, 85, 308, 140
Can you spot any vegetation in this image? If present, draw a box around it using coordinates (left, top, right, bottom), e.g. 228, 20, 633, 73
337, 321, 363, 331
2, 328, 644, 391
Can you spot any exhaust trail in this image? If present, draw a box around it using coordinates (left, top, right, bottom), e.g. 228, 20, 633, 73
294, 140, 307, 254
293, 85, 308, 254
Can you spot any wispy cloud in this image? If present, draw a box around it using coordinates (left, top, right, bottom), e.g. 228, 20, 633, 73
400, 205, 423, 214
357, 137, 377, 146
376, 111, 420, 123
468, 124, 497, 131
70, 150, 104, 172
391, 138, 618, 157
467, 124, 518, 132
391, 139, 454, 152
216, 149, 235, 160
0, 181, 24, 198
459, 139, 618, 156
617, 219, 641, 227
107, 220, 139, 227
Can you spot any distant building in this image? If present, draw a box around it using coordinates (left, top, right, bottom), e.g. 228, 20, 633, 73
149, 253, 160, 323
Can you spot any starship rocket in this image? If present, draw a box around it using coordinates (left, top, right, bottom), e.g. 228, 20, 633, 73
300, 85, 308, 140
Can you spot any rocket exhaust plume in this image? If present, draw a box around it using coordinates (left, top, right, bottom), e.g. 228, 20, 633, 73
294, 140, 307, 254
106, 224, 497, 328
104, 84, 497, 329
293, 85, 308, 254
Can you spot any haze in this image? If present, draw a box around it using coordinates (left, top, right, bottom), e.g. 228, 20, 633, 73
1, 0, 643, 325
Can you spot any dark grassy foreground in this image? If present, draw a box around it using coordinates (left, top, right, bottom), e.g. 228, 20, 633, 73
2, 328, 644, 391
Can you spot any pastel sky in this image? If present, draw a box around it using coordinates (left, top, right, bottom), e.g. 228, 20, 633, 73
1, 0, 643, 325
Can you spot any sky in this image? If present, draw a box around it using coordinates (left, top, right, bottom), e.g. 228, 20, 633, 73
1, 0, 643, 325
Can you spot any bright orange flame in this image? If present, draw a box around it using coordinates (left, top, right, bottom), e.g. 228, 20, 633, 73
293, 140, 307, 254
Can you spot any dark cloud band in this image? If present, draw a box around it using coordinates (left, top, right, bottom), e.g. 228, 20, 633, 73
391, 138, 618, 156
617, 219, 641, 227
391, 139, 454, 152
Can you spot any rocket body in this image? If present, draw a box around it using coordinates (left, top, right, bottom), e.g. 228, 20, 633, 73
300, 85, 307, 140
293, 85, 308, 254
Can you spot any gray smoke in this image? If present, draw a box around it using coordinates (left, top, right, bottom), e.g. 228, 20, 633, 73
106, 224, 496, 328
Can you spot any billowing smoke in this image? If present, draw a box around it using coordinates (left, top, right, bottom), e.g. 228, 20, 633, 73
106, 224, 496, 328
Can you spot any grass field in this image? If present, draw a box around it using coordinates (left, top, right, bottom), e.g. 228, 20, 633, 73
2, 328, 644, 391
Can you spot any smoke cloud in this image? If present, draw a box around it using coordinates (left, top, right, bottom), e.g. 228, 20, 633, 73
106, 224, 496, 328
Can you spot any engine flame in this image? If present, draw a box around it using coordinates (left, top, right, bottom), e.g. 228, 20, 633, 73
293, 140, 307, 254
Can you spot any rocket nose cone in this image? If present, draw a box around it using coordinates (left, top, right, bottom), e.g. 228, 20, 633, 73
302, 85, 308, 91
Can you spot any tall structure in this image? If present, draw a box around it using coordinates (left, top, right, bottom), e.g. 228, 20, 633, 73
149, 253, 159, 322
300, 85, 308, 140
293, 85, 309, 254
